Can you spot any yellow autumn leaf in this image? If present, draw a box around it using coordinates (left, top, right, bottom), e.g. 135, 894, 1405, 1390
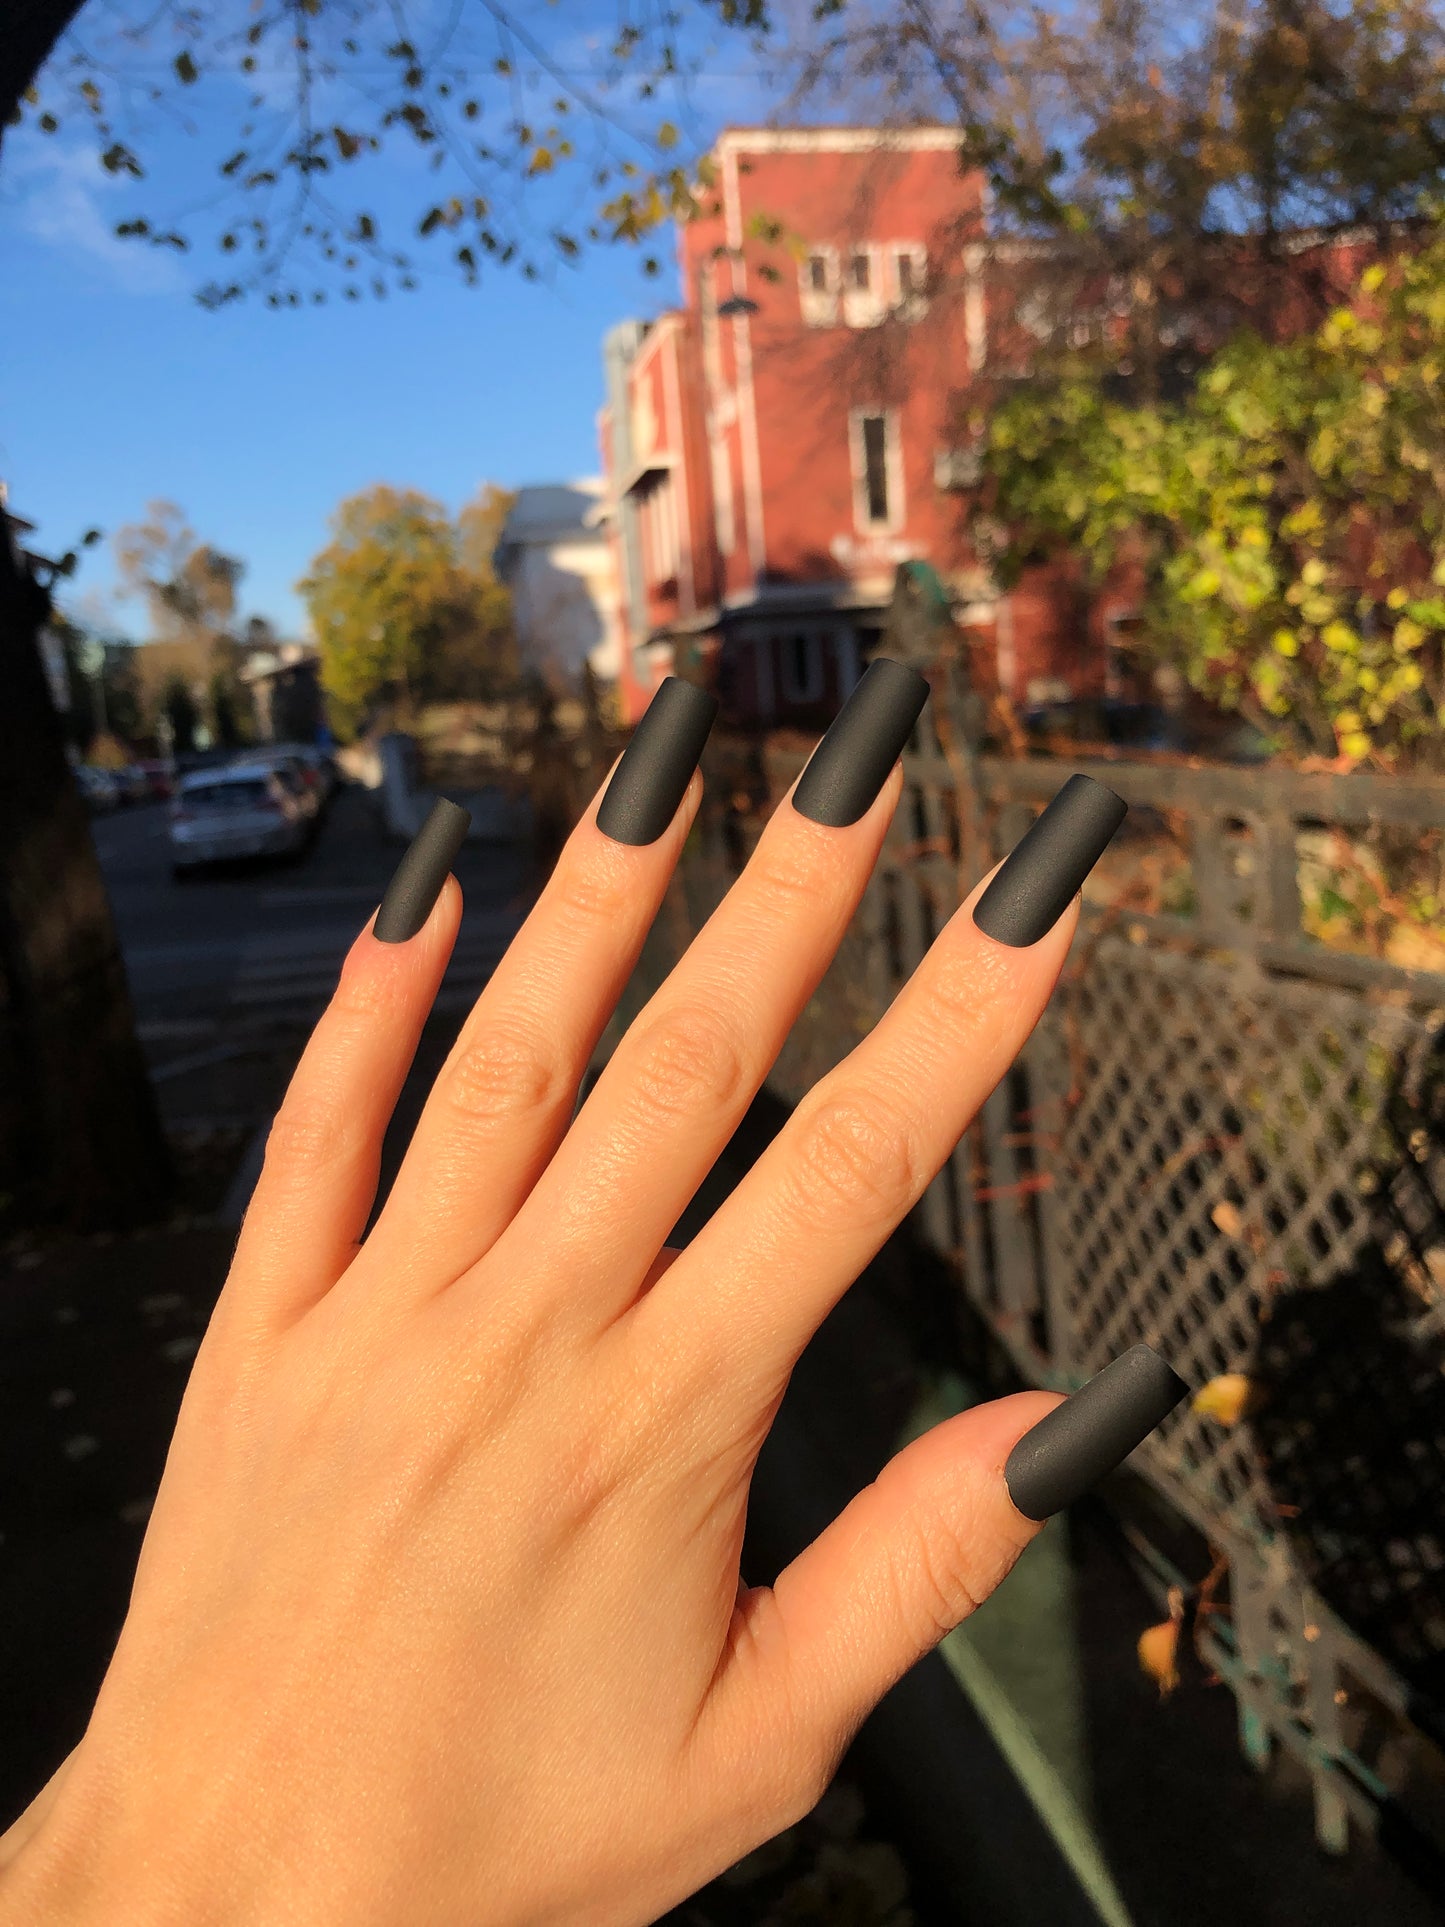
1137, 1585, 1186, 1698
1192, 1373, 1265, 1424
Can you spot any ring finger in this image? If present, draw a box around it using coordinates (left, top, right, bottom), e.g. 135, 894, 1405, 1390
633, 771, 1128, 1424
360, 677, 718, 1295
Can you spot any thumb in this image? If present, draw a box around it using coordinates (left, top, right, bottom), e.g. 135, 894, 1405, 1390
720, 1345, 1187, 1799
748, 1391, 1059, 1782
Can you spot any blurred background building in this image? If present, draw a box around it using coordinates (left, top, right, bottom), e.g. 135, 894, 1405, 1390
493, 481, 625, 694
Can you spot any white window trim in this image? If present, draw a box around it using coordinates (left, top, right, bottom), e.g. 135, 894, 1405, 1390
779, 631, 824, 703
964, 243, 987, 372
848, 408, 906, 536
700, 258, 722, 385
711, 431, 736, 556
643, 479, 679, 587
842, 244, 886, 328
892, 243, 929, 318
799, 245, 839, 326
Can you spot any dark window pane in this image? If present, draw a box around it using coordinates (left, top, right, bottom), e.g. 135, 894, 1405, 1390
790, 634, 809, 689
808, 255, 828, 291
862, 415, 889, 522
898, 252, 917, 294
850, 251, 870, 290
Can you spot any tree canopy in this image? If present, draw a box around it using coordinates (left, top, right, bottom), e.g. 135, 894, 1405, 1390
9, 0, 1445, 327
977, 230, 1445, 771
299, 482, 516, 737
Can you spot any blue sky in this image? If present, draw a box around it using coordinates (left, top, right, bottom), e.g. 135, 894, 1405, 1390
0, 1, 776, 639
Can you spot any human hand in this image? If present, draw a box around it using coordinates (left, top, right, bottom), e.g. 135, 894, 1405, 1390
0, 664, 1185, 1926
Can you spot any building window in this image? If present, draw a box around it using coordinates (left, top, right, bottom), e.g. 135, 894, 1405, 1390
779, 631, 824, 703
862, 416, 889, 522
848, 409, 904, 534
843, 247, 885, 326
894, 245, 928, 317
799, 247, 838, 326
644, 477, 679, 587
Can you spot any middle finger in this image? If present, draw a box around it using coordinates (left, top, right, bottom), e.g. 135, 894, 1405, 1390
472, 658, 932, 1337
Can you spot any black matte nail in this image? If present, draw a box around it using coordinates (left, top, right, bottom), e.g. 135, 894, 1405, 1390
373, 797, 471, 943
1004, 1345, 1190, 1522
972, 773, 1128, 947
791, 658, 930, 828
596, 677, 719, 846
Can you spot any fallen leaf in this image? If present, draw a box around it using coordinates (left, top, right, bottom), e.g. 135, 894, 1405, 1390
1192, 1373, 1265, 1424
1138, 1584, 1186, 1697
1211, 1200, 1243, 1237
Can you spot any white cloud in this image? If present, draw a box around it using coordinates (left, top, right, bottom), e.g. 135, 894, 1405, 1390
1, 134, 189, 295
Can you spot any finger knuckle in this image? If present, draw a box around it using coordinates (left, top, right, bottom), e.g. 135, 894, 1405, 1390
264, 1092, 348, 1173
331, 935, 412, 1021
444, 1018, 565, 1125
922, 937, 1018, 1038
629, 1006, 747, 1120
329, 970, 395, 1023
748, 840, 828, 919
556, 844, 633, 927
900, 1505, 981, 1649
785, 1086, 922, 1231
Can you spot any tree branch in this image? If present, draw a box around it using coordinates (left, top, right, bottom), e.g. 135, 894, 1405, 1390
1, 0, 92, 142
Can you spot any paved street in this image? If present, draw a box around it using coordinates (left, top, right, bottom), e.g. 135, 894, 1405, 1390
91, 781, 537, 1147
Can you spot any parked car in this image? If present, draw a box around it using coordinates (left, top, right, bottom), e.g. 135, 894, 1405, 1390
283, 744, 337, 807
134, 759, 174, 801
169, 764, 310, 876
76, 765, 122, 811
241, 749, 322, 826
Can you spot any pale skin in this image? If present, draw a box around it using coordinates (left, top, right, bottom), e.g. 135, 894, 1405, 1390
0, 754, 1074, 1926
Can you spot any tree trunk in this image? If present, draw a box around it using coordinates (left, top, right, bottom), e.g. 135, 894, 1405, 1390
0, 520, 172, 1233
1, 0, 90, 144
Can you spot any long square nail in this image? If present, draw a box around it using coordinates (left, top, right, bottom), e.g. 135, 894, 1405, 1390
973, 774, 1128, 946
1004, 1345, 1190, 1521
374, 797, 472, 943
596, 677, 719, 846
791, 658, 930, 828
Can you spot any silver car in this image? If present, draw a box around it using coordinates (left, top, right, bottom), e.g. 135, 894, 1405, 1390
169, 764, 309, 876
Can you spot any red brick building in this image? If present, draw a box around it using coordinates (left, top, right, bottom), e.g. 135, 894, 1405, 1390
597, 125, 1391, 728
598, 126, 1135, 726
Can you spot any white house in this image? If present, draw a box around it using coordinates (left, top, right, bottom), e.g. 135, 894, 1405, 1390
493, 480, 624, 689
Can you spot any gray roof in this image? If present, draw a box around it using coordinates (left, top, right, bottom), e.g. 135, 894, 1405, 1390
496, 482, 607, 554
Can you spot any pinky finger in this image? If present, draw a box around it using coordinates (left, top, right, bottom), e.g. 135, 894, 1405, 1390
228, 857, 463, 1333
